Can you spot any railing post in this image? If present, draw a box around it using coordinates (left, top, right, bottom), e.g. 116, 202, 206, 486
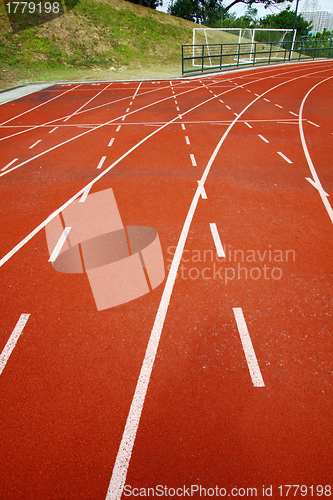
314, 39, 318, 59
220, 44, 223, 70
328, 40, 333, 58
202, 44, 204, 73
237, 42, 241, 68
253, 42, 257, 65
268, 42, 272, 65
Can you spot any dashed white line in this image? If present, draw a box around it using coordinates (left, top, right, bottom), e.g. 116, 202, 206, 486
80, 185, 92, 202
277, 151, 293, 163
1, 158, 18, 171
258, 134, 269, 143
209, 223, 226, 258
307, 120, 320, 127
226, 105, 231, 110
185, 136, 190, 145
244, 122, 252, 129
181, 124, 186, 130
219, 100, 224, 103
190, 154, 197, 166
49, 127, 58, 134
48, 227, 71, 262
29, 139, 42, 149
126, 108, 131, 113
234, 112, 238, 117
0, 314, 30, 377
289, 111, 298, 116
275, 104, 283, 109
116, 125, 121, 132
176, 106, 180, 111
108, 138, 115, 147
97, 156, 107, 169
233, 308, 265, 387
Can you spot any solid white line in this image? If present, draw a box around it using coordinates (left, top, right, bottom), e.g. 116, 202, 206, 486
132, 82, 142, 99
64, 83, 113, 122
1, 158, 18, 171
258, 134, 269, 143
48, 227, 71, 262
307, 120, 320, 127
209, 223, 226, 257
275, 104, 283, 108
190, 154, 197, 166
233, 308, 265, 387
197, 180, 207, 199
244, 122, 252, 128
29, 139, 41, 149
277, 151, 293, 163
49, 127, 58, 134
185, 136, 190, 145
108, 138, 115, 147
0, 314, 30, 377
97, 156, 107, 169
299, 75, 333, 224
80, 185, 92, 202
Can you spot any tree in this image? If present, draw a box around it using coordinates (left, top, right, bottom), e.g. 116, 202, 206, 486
126, 0, 162, 9
260, 7, 312, 39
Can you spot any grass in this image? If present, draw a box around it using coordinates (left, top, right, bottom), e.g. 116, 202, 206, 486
0, 0, 199, 89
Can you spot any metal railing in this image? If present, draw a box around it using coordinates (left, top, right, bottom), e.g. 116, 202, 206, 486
182, 39, 333, 75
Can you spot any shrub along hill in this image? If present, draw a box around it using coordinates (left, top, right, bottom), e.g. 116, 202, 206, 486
0, 0, 201, 89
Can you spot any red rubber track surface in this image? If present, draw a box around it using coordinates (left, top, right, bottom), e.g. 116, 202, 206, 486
0, 61, 333, 500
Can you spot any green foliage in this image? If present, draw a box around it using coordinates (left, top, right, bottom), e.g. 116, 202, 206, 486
259, 8, 312, 39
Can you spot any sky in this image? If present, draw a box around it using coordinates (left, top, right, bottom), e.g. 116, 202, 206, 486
157, 0, 333, 18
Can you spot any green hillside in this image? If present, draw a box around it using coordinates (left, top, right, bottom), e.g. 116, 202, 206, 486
0, 0, 200, 89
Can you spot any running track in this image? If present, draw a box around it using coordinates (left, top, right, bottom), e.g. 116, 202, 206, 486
0, 60, 333, 500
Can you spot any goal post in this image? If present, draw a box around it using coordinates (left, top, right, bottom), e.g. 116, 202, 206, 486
192, 27, 296, 67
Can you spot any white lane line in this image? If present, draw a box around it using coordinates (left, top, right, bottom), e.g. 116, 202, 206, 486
190, 154, 197, 166
246, 89, 252, 92
97, 156, 107, 169
209, 223, 226, 258
306, 177, 330, 196
64, 83, 114, 123
289, 111, 298, 116
132, 81, 142, 100
176, 106, 180, 111
264, 98, 270, 102
307, 120, 320, 127
244, 122, 252, 128
299, 74, 333, 224
126, 108, 131, 113
219, 99, 224, 103
226, 105, 231, 110
130, 101, 133, 106
1, 158, 18, 171
277, 151, 293, 164
233, 308, 265, 388
49, 126, 58, 134
275, 103, 283, 108
0, 314, 30, 377
175, 100, 178, 104
108, 138, 115, 147
0, 84, 82, 127
181, 124, 186, 130
29, 139, 41, 149
185, 136, 190, 145
48, 227, 71, 262
234, 112, 238, 117
80, 185, 92, 202
197, 180, 207, 199
121, 116, 126, 121
116, 125, 121, 132
258, 134, 269, 143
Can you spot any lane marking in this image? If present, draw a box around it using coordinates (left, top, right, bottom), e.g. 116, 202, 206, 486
307, 120, 320, 127
209, 223, 226, 258
233, 308, 265, 388
185, 136, 190, 145
197, 180, 207, 199
0, 314, 30, 377
64, 83, 114, 123
108, 138, 115, 147
299, 74, 333, 224
244, 122, 252, 128
29, 139, 41, 149
80, 185, 92, 202
277, 151, 293, 163
190, 154, 197, 166
1, 158, 18, 171
264, 98, 270, 102
181, 124, 186, 130
219, 99, 224, 103
306, 177, 330, 196
121, 116, 126, 121
126, 108, 131, 113
258, 134, 269, 143
97, 156, 107, 169
289, 111, 298, 116
226, 105, 231, 110
116, 125, 121, 132
275, 103, 283, 108
49, 127, 58, 134
234, 112, 238, 117
48, 227, 71, 262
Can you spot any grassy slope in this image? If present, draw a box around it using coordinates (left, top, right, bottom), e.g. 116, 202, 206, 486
0, 0, 201, 89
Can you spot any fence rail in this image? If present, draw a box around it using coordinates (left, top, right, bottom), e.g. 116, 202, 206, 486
182, 39, 333, 75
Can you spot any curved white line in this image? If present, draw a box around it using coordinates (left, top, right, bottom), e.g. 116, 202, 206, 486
298, 75, 333, 224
